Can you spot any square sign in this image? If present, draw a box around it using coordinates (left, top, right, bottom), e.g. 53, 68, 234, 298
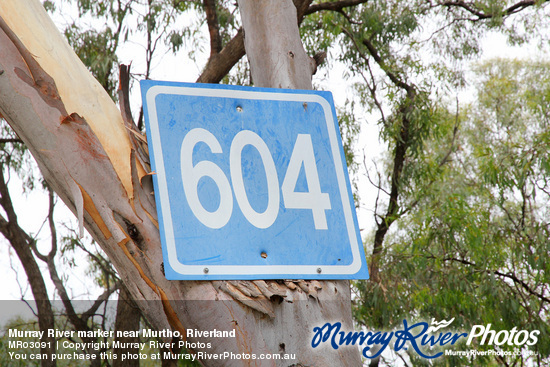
141, 80, 369, 280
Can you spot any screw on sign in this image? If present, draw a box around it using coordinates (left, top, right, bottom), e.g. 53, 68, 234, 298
141, 81, 369, 280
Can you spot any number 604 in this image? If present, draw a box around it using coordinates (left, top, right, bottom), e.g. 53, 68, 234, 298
180, 128, 331, 230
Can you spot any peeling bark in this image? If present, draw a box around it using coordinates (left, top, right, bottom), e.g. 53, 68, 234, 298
0, 0, 359, 365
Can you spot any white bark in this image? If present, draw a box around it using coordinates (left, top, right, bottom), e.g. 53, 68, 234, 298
239, 0, 316, 89
0, 0, 361, 365
238, 0, 361, 364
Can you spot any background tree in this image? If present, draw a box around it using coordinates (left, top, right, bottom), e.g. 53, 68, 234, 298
312, 1, 550, 365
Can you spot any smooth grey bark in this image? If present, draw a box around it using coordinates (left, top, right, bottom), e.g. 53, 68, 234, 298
237, 0, 362, 365
239, 0, 316, 89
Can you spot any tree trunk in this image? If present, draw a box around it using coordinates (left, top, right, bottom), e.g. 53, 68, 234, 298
0, 0, 360, 365
113, 286, 141, 367
238, 0, 316, 90
237, 0, 361, 364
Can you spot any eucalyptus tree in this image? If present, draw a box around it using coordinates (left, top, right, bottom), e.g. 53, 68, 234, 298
1, 0, 550, 366
307, 1, 550, 366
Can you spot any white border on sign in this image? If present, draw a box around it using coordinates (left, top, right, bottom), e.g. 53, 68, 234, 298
145, 85, 362, 276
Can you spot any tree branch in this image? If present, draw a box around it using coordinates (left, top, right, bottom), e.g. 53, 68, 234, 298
437, 256, 550, 304
47, 188, 58, 258
82, 281, 122, 321
23, 183, 107, 365
341, 27, 386, 124
305, 0, 370, 15
203, 0, 222, 56
0, 138, 23, 144
362, 38, 414, 95
118, 64, 135, 128
439, 0, 549, 20
0, 164, 56, 366
196, 28, 246, 83
358, 38, 417, 283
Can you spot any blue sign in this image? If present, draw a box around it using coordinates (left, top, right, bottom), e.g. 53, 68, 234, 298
141, 80, 369, 280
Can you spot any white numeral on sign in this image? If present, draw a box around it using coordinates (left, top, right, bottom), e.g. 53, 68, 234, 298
282, 134, 331, 230
180, 128, 330, 230
230, 131, 280, 229
180, 128, 233, 229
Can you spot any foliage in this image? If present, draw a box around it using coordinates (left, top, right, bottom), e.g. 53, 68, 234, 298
355, 53, 550, 367
0, 317, 49, 367
302, 1, 550, 365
